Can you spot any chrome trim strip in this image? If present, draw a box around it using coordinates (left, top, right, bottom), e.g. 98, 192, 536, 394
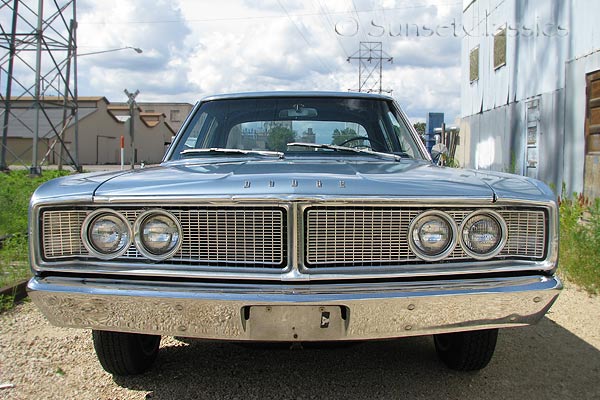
28, 274, 562, 341
28, 260, 557, 282
30, 195, 556, 208
163, 101, 200, 161
88, 197, 501, 205
392, 101, 432, 161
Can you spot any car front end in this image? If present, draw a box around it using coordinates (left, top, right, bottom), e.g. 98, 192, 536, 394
28, 92, 561, 375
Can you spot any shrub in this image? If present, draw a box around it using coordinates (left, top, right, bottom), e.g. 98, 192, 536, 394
559, 191, 600, 295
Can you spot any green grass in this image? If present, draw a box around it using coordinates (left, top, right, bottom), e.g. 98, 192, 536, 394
0, 170, 70, 290
559, 193, 600, 295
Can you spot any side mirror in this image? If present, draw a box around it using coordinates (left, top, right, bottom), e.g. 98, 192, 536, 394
431, 143, 449, 165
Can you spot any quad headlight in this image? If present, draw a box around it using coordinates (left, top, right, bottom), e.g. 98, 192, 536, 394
460, 210, 507, 259
81, 209, 132, 259
409, 211, 457, 261
134, 210, 182, 261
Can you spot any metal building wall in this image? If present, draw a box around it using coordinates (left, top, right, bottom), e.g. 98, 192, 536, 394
459, 0, 600, 194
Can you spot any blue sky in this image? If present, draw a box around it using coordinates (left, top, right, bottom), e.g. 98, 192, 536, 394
75, 1, 463, 122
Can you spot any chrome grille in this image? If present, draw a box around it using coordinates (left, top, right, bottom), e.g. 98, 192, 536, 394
41, 207, 286, 267
305, 207, 546, 266
42, 210, 87, 258
501, 210, 546, 257
305, 209, 417, 264
173, 209, 284, 265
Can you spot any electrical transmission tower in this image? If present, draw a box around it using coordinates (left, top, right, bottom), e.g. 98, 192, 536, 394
347, 42, 393, 94
0, 0, 80, 174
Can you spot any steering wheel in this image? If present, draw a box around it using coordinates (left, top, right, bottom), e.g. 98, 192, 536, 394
338, 136, 384, 149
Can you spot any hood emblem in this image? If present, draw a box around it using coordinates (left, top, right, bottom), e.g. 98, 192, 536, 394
243, 179, 346, 189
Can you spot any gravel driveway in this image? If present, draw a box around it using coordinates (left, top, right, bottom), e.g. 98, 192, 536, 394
1, 281, 599, 400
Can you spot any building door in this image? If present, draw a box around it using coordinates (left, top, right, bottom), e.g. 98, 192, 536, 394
584, 70, 600, 200
97, 136, 118, 164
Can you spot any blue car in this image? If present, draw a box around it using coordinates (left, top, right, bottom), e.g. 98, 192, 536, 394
28, 91, 561, 375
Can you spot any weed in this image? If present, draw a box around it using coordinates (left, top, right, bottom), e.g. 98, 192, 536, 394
0, 294, 14, 313
444, 157, 460, 168
0, 170, 70, 289
559, 190, 600, 295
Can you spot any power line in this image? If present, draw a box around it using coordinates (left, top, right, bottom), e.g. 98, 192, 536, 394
315, 0, 349, 59
277, 0, 336, 76
78, 1, 462, 26
349, 0, 370, 48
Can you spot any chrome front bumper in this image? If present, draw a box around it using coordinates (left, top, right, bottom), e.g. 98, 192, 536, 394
28, 275, 562, 341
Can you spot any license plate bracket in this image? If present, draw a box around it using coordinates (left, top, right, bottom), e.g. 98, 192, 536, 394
244, 305, 346, 341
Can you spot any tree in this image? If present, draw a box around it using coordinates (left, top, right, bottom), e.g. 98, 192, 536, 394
266, 126, 296, 152
413, 122, 426, 135
331, 127, 358, 146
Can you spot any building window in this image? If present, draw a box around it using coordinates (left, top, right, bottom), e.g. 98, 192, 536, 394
170, 109, 181, 122
494, 26, 507, 70
469, 46, 479, 83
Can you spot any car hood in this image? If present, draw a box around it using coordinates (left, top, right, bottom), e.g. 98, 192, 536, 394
33, 158, 553, 203
86, 159, 542, 200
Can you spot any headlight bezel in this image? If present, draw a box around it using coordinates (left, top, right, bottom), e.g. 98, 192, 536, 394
459, 210, 507, 260
81, 209, 133, 260
133, 209, 183, 261
408, 210, 458, 262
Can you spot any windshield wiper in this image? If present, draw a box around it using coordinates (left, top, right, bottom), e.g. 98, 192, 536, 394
287, 142, 401, 162
180, 148, 285, 159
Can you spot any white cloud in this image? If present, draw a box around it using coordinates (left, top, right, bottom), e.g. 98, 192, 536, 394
73, 0, 462, 119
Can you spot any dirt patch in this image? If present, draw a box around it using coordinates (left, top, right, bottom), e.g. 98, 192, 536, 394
0, 283, 599, 400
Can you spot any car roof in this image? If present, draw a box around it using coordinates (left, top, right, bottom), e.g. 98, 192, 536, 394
201, 91, 395, 102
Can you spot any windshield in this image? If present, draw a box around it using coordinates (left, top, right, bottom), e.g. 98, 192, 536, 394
168, 96, 425, 161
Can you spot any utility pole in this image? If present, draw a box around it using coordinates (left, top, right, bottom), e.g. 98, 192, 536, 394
347, 42, 393, 94
0, 0, 18, 172
0, 0, 79, 173
31, 0, 44, 176
124, 89, 139, 169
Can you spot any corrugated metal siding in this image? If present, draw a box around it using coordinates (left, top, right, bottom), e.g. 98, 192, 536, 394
461, 0, 571, 118
460, 91, 564, 191
459, 0, 598, 193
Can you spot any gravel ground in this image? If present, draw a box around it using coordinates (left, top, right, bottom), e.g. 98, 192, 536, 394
1, 280, 599, 400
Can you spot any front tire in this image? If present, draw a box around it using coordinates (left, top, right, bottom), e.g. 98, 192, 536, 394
92, 330, 161, 376
434, 328, 498, 371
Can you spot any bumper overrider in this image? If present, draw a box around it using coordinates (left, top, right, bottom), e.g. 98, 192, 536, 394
28, 274, 561, 341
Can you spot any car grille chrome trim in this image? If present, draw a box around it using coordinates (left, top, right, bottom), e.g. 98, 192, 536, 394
40, 204, 545, 271
42, 207, 287, 267
304, 207, 546, 267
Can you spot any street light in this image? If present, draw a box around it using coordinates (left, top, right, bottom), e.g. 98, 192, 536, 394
78, 46, 143, 57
